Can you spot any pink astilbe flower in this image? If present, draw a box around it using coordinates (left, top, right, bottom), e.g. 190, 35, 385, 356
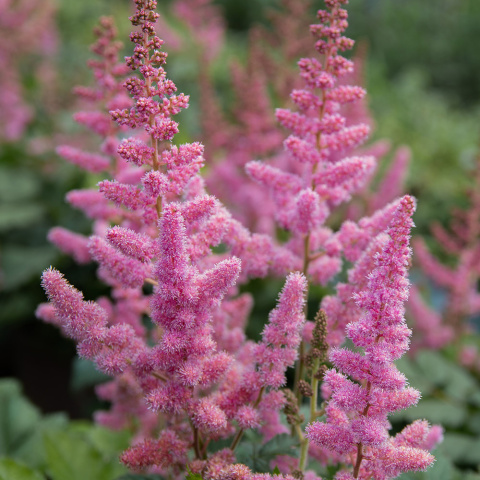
243, 0, 375, 287
39, 0, 440, 477
306, 195, 438, 479
47, 227, 91, 264
256, 272, 308, 388
56, 145, 111, 173
39, 268, 148, 375
121, 430, 189, 471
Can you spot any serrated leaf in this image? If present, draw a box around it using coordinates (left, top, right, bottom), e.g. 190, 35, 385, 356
0, 458, 45, 480
44, 428, 127, 480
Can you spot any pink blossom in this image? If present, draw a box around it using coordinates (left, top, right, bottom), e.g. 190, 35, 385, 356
307, 196, 437, 478
48, 227, 91, 263
56, 145, 110, 172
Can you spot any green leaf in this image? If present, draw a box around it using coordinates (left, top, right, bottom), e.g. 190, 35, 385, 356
272, 466, 281, 475
1, 245, 57, 291
393, 399, 466, 428
70, 358, 109, 392
13, 413, 68, 469
415, 351, 477, 400
441, 433, 480, 463
0, 205, 45, 232
396, 356, 434, 396
0, 379, 69, 469
468, 413, 480, 434
235, 432, 298, 473
114, 476, 163, 480
423, 453, 456, 480
83, 425, 131, 458
469, 390, 480, 407
44, 426, 127, 480
186, 466, 204, 480
0, 380, 41, 456
0, 458, 45, 480
0, 168, 41, 203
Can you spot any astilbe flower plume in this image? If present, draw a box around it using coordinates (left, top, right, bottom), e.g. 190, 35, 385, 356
38, 0, 440, 477
38, 0, 315, 477
306, 196, 438, 479
245, 0, 375, 288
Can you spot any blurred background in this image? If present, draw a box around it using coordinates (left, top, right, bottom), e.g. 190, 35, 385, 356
1, 0, 480, 477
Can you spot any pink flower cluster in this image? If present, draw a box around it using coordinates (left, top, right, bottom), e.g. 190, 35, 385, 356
37, 0, 442, 478
307, 196, 438, 479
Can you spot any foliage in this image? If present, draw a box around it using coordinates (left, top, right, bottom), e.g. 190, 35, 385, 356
0, 379, 130, 480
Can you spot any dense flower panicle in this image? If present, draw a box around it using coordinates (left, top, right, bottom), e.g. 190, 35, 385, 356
106, 226, 157, 262
40, 268, 107, 342
38, 0, 441, 478
257, 272, 307, 388
117, 138, 154, 166
56, 145, 111, 172
307, 195, 437, 478
66, 189, 121, 220
243, 0, 375, 287
174, 0, 225, 61
89, 236, 152, 288
98, 180, 153, 212
120, 430, 188, 470
47, 227, 91, 264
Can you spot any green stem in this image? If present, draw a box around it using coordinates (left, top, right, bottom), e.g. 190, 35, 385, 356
298, 357, 320, 472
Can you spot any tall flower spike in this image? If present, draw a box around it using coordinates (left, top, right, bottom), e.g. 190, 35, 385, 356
306, 195, 438, 479
245, 0, 374, 287
256, 272, 308, 388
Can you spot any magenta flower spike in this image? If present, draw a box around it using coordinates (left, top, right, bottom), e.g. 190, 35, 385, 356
242, 0, 375, 288
38, 0, 443, 477
306, 196, 437, 479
